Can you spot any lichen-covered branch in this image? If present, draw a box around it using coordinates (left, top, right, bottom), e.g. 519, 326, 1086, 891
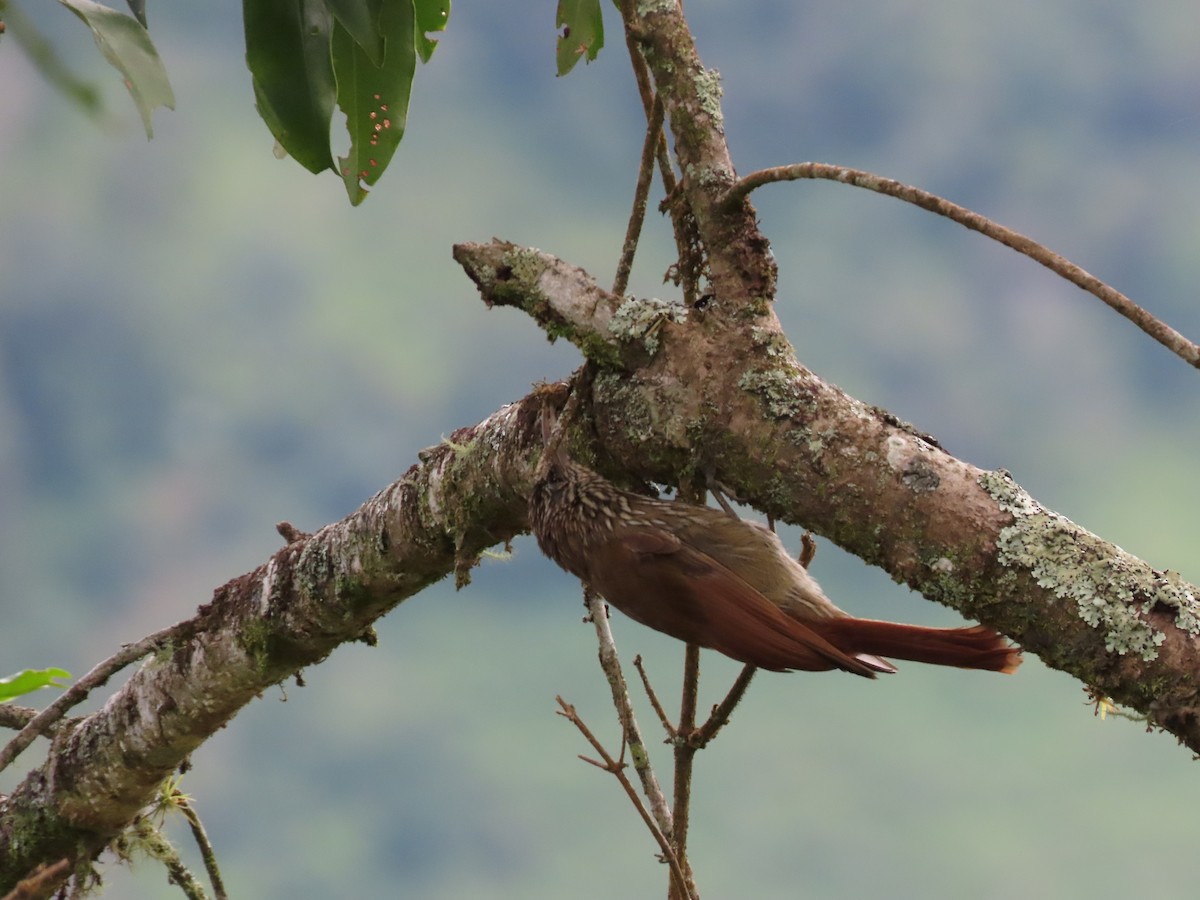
455, 238, 1200, 753
0, 395, 553, 893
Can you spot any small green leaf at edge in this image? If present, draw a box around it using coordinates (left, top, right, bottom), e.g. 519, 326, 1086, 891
0, 668, 72, 704
555, 0, 603, 77
244, 0, 337, 175
55, 0, 174, 138
413, 0, 449, 63
333, 0, 416, 206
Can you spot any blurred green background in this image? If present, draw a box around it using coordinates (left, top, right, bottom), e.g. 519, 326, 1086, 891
3, 0, 1200, 897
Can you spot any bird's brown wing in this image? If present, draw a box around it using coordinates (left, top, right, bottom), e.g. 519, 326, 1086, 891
586, 528, 886, 676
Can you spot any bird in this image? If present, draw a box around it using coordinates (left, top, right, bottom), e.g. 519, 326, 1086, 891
528, 449, 1021, 678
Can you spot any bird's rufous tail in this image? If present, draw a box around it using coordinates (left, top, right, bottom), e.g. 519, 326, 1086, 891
812, 619, 1021, 674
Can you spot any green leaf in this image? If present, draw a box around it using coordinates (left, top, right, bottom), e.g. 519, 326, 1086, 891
413, 0, 449, 63
244, 0, 337, 174
325, 0, 384, 66
555, 0, 603, 76
0, 668, 72, 704
56, 0, 174, 138
333, 0, 415, 205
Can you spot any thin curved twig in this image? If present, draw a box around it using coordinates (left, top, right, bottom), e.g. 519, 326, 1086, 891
616, 0, 676, 196
613, 94, 665, 297
722, 162, 1200, 369
177, 797, 228, 900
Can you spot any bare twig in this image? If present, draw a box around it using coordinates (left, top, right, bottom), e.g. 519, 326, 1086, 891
667, 644, 702, 900
694, 664, 757, 747
0, 705, 39, 732
632, 655, 676, 738
721, 161, 1200, 369
582, 588, 675, 836
613, 94, 665, 297
614, 0, 706, 306
0, 619, 197, 774
709, 486, 739, 520
0, 858, 71, 900
176, 798, 227, 900
126, 818, 210, 900
616, 0, 676, 196
555, 698, 691, 898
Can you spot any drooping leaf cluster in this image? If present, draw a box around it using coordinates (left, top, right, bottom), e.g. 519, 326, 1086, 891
244, 0, 449, 204
3, 0, 615, 201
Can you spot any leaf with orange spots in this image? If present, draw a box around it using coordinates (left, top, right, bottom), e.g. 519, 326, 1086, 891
333, 0, 415, 205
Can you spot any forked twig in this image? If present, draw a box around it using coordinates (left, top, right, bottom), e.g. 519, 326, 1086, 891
555, 698, 692, 898
721, 161, 1200, 369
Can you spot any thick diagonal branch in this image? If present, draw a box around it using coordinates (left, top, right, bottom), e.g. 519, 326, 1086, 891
457, 238, 1200, 752
0, 397, 550, 892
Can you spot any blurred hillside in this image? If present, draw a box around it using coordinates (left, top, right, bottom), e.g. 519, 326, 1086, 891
2, 1, 1200, 897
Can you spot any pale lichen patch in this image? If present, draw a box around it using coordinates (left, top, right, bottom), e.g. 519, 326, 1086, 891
694, 68, 724, 128
749, 326, 793, 359
609, 296, 687, 355
738, 365, 805, 419
980, 470, 1200, 659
